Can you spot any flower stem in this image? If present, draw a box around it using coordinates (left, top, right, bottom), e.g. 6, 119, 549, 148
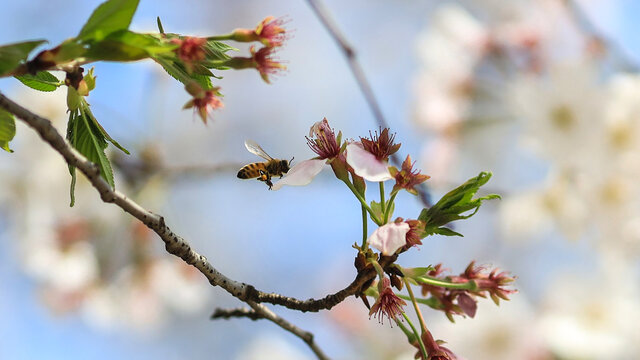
383, 192, 397, 223
360, 205, 368, 250
416, 276, 478, 290
341, 179, 382, 225
206, 34, 234, 41
404, 277, 428, 333
401, 312, 428, 359
379, 181, 386, 218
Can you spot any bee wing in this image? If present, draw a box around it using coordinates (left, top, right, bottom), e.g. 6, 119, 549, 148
245, 139, 274, 161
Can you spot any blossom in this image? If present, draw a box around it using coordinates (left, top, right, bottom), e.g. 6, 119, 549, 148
231, 16, 288, 48
306, 118, 341, 159
360, 128, 401, 161
390, 155, 430, 195
414, 329, 459, 360
171, 37, 207, 71
272, 118, 344, 190
400, 218, 425, 250
254, 16, 288, 48
344, 128, 400, 182
368, 222, 409, 256
369, 277, 406, 325
182, 83, 224, 124
251, 46, 286, 83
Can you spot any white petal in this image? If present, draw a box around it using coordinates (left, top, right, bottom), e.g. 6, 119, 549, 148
271, 159, 326, 190
345, 143, 393, 182
368, 222, 410, 256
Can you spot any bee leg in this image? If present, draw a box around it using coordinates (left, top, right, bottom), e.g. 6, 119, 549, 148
259, 170, 274, 190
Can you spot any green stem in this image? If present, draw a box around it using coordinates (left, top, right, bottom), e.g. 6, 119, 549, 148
383, 191, 398, 223
360, 205, 368, 250
341, 179, 382, 225
416, 276, 477, 290
397, 294, 439, 308
404, 277, 428, 333
379, 181, 386, 219
206, 34, 235, 41
401, 312, 427, 359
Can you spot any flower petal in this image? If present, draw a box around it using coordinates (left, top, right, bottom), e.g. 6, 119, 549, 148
271, 159, 326, 190
346, 143, 393, 182
368, 222, 410, 256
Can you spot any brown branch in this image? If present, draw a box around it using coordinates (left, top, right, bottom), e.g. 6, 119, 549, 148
247, 301, 330, 360
211, 304, 329, 360
212, 307, 263, 320
305, 0, 432, 206
0, 92, 332, 359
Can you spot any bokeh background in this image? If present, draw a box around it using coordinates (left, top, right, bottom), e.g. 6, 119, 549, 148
1, 0, 640, 359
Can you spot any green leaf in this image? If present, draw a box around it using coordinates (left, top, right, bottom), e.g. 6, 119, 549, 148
77, 0, 140, 41
0, 40, 47, 76
370, 199, 395, 224
85, 30, 175, 62
204, 40, 236, 62
432, 227, 463, 237
154, 56, 213, 89
82, 102, 129, 154
15, 71, 60, 92
419, 172, 499, 237
66, 108, 115, 205
66, 113, 77, 206
0, 109, 16, 152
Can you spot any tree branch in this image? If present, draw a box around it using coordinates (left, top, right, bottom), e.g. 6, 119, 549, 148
305, 0, 432, 206
0, 92, 333, 359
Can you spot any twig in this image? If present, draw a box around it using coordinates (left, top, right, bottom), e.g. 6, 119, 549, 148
0, 92, 331, 360
211, 304, 330, 360
305, 0, 432, 206
247, 301, 330, 360
212, 307, 263, 320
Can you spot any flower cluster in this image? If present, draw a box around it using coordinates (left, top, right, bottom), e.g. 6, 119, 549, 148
420, 262, 516, 322
177, 16, 289, 122
262, 118, 505, 359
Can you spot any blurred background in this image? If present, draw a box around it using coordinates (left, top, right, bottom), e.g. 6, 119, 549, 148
1, 0, 639, 359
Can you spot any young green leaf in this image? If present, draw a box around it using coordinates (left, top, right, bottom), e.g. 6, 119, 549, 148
15, 71, 60, 92
419, 171, 499, 236
0, 109, 17, 153
82, 102, 129, 154
204, 40, 237, 62
77, 0, 140, 41
0, 40, 47, 76
66, 108, 115, 205
154, 56, 213, 90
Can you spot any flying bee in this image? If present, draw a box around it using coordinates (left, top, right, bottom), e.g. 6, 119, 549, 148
237, 140, 293, 189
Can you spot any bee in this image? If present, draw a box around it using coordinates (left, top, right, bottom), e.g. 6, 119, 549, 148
237, 140, 293, 189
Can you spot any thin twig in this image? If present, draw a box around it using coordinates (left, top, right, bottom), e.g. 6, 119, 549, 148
247, 301, 330, 360
0, 92, 331, 360
211, 304, 330, 360
212, 307, 263, 320
305, 0, 432, 206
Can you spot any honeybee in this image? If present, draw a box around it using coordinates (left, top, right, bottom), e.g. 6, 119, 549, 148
237, 140, 293, 189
